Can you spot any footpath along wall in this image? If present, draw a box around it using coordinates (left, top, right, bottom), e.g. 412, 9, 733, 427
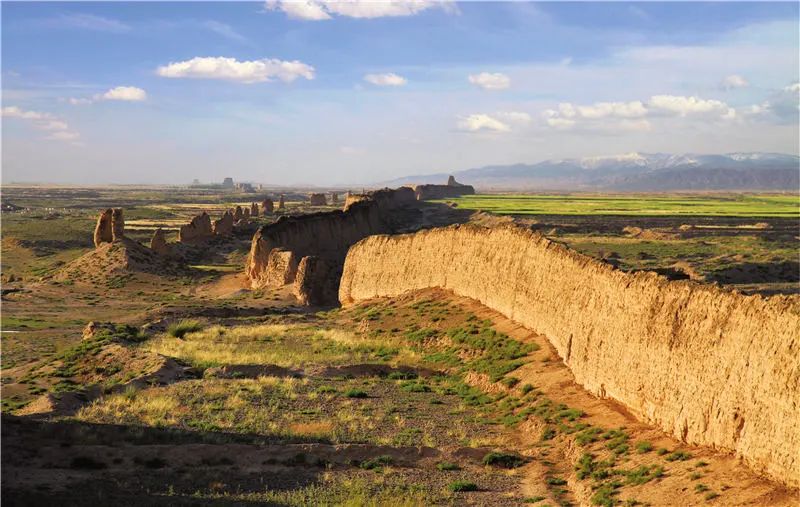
338, 223, 800, 488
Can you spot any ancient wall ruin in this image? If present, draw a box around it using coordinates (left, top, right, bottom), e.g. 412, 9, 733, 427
93, 208, 125, 247
245, 200, 385, 301
150, 228, 170, 255
309, 193, 328, 206
413, 176, 475, 200
178, 212, 213, 244
339, 223, 800, 487
93, 209, 113, 247
343, 187, 416, 211
212, 211, 234, 236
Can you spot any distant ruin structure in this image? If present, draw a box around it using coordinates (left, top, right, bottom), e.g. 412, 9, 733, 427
93, 209, 113, 247
309, 193, 327, 206
222, 177, 234, 188
111, 209, 125, 241
178, 212, 213, 244
245, 187, 416, 305
93, 208, 125, 247
150, 228, 170, 255
413, 175, 475, 200
262, 199, 274, 214
278, 195, 285, 209
331, 193, 339, 204
233, 206, 244, 221
250, 202, 259, 217
213, 210, 234, 236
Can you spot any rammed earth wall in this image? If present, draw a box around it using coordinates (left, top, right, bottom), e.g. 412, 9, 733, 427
338, 223, 800, 488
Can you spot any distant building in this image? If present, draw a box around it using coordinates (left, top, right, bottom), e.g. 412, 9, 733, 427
235, 182, 256, 193
192, 179, 200, 186
222, 177, 234, 188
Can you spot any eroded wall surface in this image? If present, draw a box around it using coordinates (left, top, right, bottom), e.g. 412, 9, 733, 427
339, 223, 800, 487
245, 201, 385, 292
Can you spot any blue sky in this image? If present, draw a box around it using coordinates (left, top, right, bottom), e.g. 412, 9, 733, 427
2, 1, 798, 185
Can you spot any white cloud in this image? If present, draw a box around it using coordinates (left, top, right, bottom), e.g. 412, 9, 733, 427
2, 106, 80, 142
542, 95, 733, 132
265, 0, 455, 20
47, 131, 81, 141
722, 74, 748, 89
2, 106, 50, 120
68, 97, 93, 106
457, 114, 511, 133
101, 86, 147, 101
498, 111, 531, 125
545, 117, 576, 130
157, 56, 315, 84
648, 95, 733, 117
364, 73, 407, 86
468, 72, 510, 90
745, 82, 799, 124
577, 101, 647, 119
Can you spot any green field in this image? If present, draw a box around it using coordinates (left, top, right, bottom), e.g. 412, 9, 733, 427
437, 194, 799, 217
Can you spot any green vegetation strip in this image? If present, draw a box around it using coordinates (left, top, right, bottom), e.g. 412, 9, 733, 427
435, 194, 799, 217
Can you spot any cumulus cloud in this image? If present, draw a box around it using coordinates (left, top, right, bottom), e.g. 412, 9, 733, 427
745, 82, 799, 124
648, 95, 733, 117
264, 0, 455, 20
576, 101, 647, 119
468, 72, 510, 90
157, 56, 315, 84
101, 86, 147, 101
457, 114, 511, 133
2, 106, 80, 142
721, 74, 748, 89
544, 94, 736, 132
497, 111, 531, 125
67, 86, 147, 105
363, 73, 407, 86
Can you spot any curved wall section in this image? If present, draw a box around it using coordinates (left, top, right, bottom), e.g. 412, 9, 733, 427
339, 224, 800, 487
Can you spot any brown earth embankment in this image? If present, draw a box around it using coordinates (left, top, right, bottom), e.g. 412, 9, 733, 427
338, 223, 800, 488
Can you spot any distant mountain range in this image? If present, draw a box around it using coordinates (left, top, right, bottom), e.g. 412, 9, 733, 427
383, 152, 800, 191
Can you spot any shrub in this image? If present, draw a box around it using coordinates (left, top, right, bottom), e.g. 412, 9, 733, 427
167, 319, 203, 338
501, 377, 520, 388
541, 427, 557, 441
345, 389, 368, 399
520, 383, 535, 395
546, 477, 567, 486
448, 480, 479, 492
359, 455, 393, 471
436, 461, 460, 471
666, 450, 692, 462
524, 497, 546, 504
483, 451, 524, 469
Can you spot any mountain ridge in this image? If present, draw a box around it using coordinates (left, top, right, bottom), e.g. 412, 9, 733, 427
381, 152, 800, 191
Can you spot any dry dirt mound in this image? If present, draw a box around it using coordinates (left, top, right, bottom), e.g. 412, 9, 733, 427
622, 225, 679, 240
53, 238, 184, 282
19, 326, 195, 417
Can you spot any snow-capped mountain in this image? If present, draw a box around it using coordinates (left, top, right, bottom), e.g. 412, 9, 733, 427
383, 152, 799, 191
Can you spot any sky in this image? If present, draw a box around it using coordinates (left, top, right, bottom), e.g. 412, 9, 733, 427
2, 1, 799, 186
